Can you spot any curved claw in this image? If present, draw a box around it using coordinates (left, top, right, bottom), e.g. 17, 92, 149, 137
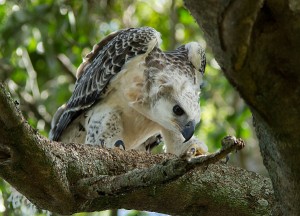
114, 140, 125, 150
225, 154, 230, 164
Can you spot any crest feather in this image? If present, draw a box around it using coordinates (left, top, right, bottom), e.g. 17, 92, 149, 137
185, 42, 206, 75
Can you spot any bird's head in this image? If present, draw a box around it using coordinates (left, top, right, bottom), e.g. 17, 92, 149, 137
128, 41, 205, 142
129, 67, 202, 142
147, 73, 201, 142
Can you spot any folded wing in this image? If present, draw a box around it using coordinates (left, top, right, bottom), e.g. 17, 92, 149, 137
50, 27, 161, 141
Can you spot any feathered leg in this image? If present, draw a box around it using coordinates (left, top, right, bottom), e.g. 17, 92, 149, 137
85, 108, 125, 149
161, 129, 208, 158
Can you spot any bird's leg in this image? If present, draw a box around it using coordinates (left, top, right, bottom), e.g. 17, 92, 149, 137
161, 129, 208, 158
85, 110, 125, 150
179, 137, 208, 160
160, 129, 183, 155
140, 133, 162, 152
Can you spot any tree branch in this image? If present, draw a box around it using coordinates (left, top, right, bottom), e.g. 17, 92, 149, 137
75, 136, 244, 199
0, 83, 278, 215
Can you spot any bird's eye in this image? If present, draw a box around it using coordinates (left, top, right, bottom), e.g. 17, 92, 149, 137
173, 105, 185, 116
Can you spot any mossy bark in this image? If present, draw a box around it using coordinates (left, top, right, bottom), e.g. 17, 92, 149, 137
185, 0, 300, 214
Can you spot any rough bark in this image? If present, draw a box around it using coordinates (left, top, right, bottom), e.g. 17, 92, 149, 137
184, 0, 300, 215
0, 82, 278, 215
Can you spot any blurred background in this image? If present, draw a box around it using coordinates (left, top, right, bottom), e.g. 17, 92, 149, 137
0, 0, 267, 215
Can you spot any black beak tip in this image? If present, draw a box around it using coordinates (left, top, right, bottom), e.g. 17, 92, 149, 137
183, 134, 193, 143
181, 120, 195, 143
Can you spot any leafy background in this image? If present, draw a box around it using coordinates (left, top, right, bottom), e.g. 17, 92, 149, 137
0, 0, 266, 215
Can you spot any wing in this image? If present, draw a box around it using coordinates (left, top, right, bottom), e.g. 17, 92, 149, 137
50, 27, 161, 141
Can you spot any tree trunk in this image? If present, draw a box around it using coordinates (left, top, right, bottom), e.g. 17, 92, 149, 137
184, 0, 300, 215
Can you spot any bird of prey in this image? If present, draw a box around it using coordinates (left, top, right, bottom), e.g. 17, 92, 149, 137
49, 27, 207, 157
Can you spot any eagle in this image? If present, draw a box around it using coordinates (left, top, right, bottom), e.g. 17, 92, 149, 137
49, 27, 208, 157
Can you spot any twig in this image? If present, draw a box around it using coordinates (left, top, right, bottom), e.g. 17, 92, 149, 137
57, 54, 77, 82
187, 135, 245, 166
22, 48, 40, 100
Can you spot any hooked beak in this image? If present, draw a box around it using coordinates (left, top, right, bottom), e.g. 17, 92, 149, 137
181, 120, 195, 142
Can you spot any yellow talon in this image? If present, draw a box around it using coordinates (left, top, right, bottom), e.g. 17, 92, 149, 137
181, 140, 208, 160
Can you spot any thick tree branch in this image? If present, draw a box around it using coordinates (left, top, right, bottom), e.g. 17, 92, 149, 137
185, 0, 300, 214
75, 137, 245, 199
0, 83, 278, 215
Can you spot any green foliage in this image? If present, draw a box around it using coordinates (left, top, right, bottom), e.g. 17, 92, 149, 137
0, 0, 262, 215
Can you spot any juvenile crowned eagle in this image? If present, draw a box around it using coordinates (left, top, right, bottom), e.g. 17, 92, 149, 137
50, 27, 207, 157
